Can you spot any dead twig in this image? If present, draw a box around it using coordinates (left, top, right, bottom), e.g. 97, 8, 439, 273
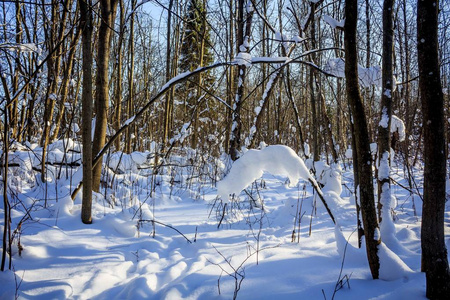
138, 219, 192, 244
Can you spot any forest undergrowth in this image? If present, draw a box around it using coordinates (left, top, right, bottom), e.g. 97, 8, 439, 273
0, 138, 447, 299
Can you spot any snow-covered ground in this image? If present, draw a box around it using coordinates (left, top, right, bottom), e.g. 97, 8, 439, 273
1, 142, 447, 299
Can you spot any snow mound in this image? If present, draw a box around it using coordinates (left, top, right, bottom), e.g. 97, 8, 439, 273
378, 242, 413, 281
106, 152, 147, 173
48, 138, 81, 152
0, 271, 16, 299
217, 145, 312, 201
52, 196, 74, 216
334, 226, 365, 264
391, 115, 406, 142
103, 217, 137, 237
315, 161, 342, 195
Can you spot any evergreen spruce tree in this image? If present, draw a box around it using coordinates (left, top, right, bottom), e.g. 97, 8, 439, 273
179, 0, 213, 73
178, 0, 214, 148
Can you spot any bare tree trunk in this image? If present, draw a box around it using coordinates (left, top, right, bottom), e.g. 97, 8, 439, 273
10, 1, 22, 141
365, 0, 370, 68
285, 66, 306, 156
417, 1, 450, 297
92, 0, 118, 192
191, 0, 208, 150
344, 0, 380, 279
377, 0, 395, 224
113, 0, 125, 150
319, 91, 338, 163
310, 2, 320, 162
125, 0, 136, 154
163, 0, 174, 145
51, 19, 81, 141
1, 73, 12, 271
224, 0, 234, 153
401, 0, 414, 190
229, 0, 253, 160
40, 0, 72, 181
40, 1, 59, 182
80, 0, 94, 224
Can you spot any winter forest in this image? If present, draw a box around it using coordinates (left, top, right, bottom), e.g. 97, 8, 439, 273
1, 0, 450, 298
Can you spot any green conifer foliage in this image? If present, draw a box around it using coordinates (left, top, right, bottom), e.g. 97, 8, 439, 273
178, 0, 215, 147
179, 0, 213, 73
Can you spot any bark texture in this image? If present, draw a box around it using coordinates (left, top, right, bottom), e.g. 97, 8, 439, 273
417, 0, 450, 298
377, 0, 395, 223
344, 0, 380, 279
93, 0, 118, 192
80, 0, 94, 224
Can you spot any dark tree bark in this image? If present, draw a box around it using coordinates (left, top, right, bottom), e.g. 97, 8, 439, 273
229, 0, 253, 160
10, 1, 22, 141
319, 90, 338, 163
309, 2, 320, 162
80, 0, 94, 224
1, 71, 12, 271
417, 0, 450, 298
344, 0, 380, 279
223, 0, 235, 154
125, 0, 136, 154
113, 0, 125, 151
377, 0, 395, 223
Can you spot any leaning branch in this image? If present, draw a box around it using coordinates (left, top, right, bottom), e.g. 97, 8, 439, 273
308, 178, 336, 225
71, 49, 343, 200
138, 219, 192, 244
71, 62, 231, 199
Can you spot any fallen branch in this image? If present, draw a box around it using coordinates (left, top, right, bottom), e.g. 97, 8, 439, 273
308, 178, 336, 225
138, 219, 192, 244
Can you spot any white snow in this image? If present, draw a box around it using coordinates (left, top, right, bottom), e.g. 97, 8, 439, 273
234, 52, 252, 66
160, 71, 191, 91
345, 147, 353, 159
370, 142, 378, 156
0, 43, 41, 53
251, 56, 291, 64
170, 122, 191, 144
378, 151, 390, 180
292, 35, 304, 43
384, 88, 392, 98
246, 0, 254, 13
217, 145, 312, 201
0, 141, 429, 299
378, 242, 414, 280
315, 162, 343, 195
378, 114, 405, 142
275, 31, 282, 41
379, 107, 389, 128
304, 142, 310, 157
359, 65, 382, 87
323, 58, 382, 87
322, 15, 345, 29
124, 116, 135, 126
391, 115, 406, 142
